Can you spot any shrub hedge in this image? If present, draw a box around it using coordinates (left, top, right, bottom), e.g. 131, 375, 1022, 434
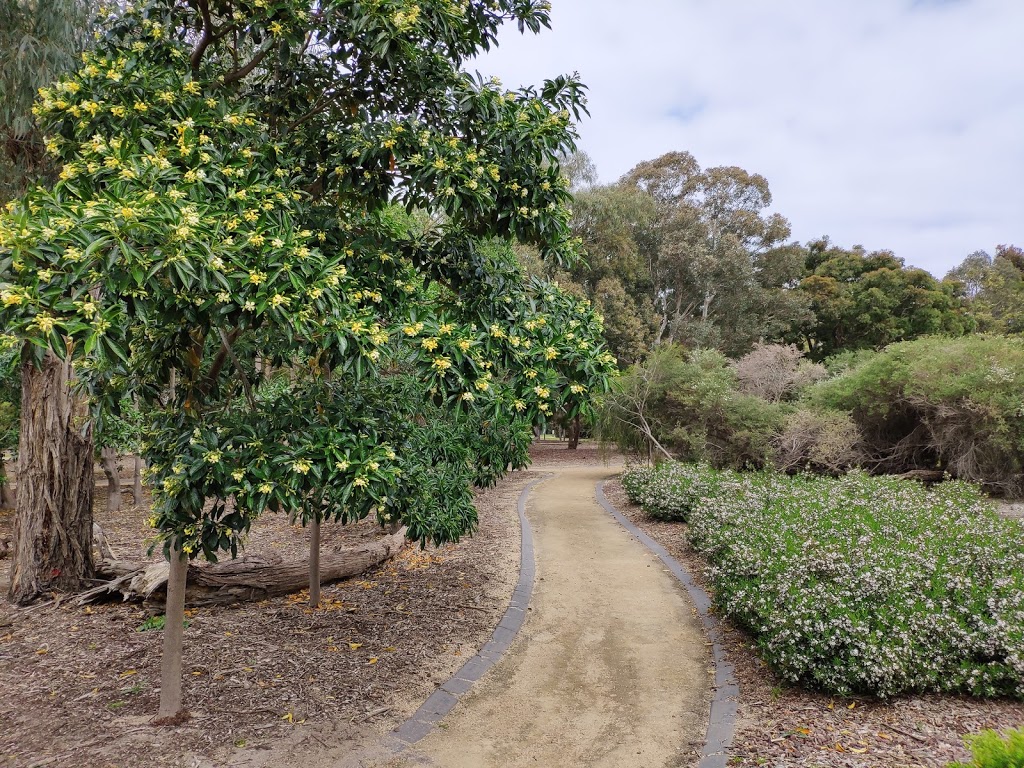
622, 462, 1024, 698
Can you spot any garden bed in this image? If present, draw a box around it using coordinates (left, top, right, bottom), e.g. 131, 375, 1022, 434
0, 462, 534, 768
606, 471, 1024, 767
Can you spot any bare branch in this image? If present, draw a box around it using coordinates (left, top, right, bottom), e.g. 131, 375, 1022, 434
216, 328, 257, 409
221, 45, 271, 85
189, 0, 216, 73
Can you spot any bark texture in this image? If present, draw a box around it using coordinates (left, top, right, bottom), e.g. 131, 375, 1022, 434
101, 446, 121, 513
158, 541, 188, 719
133, 456, 145, 505
8, 350, 94, 604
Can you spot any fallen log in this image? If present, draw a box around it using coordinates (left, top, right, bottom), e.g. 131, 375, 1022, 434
78, 527, 408, 607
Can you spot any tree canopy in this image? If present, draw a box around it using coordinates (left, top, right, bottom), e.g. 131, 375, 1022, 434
0, 0, 616, 561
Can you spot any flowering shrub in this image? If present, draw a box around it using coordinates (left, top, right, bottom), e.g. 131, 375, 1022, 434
623, 463, 1024, 698
621, 461, 732, 522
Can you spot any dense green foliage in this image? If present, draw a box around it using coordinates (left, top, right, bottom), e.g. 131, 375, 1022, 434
787, 239, 972, 360
1, 0, 101, 200
0, 0, 617, 562
808, 335, 1024, 494
949, 728, 1024, 768
945, 246, 1024, 336
623, 463, 1024, 699
600, 345, 787, 470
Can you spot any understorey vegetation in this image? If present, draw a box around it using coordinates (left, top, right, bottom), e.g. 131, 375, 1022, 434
604, 334, 1024, 496
623, 462, 1024, 699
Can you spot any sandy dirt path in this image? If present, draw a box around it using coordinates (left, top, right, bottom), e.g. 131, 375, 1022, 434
393, 464, 710, 768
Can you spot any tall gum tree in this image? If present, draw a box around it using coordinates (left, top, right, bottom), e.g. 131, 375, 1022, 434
1, 0, 102, 603
0, 0, 615, 715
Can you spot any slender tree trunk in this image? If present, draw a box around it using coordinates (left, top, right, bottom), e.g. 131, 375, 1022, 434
567, 414, 581, 450
8, 349, 94, 604
0, 459, 15, 509
157, 539, 188, 720
308, 514, 321, 607
133, 455, 145, 505
101, 446, 121, 513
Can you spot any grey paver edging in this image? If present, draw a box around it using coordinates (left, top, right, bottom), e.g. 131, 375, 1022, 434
596, 480, 738, 768
384, 474, 546, 751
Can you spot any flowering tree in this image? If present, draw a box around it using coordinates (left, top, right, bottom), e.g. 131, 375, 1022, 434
0, 0, 615, 715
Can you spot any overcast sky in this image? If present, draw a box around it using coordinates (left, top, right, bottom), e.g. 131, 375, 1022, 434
475, 0, 1024, 277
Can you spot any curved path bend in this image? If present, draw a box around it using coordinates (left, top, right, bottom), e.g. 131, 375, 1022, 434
394, 464, 710, 768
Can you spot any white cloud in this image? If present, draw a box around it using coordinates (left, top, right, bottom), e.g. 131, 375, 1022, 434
475, 0, 1024, 276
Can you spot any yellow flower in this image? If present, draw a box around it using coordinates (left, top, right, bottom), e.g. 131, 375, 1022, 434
204, 450, 222, 464
231, 469, 245, 481
248, 271, 267, 285
432, 356, 452, 371
570, 384, 586, 395
367, 461, 379, 471
524, 369, 537, 379
421, 337, 439, 352
438, 322, 455, 335
533, 386, 550, 399
34, 314, 56, 333
461, 391, 475, 402
545, 346, 558, 360
335, 460, 350, 472
291, 459, 311, 474
182, 81, 201, 95
1, 290, 24, 307
258, 482, 274, 494
353, 476, 368, 488
457, 339, 472, 352
474, 379, 489, 392
513, 399, 526, 412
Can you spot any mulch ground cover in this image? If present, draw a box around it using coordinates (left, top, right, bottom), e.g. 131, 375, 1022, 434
0, 461, 533, 768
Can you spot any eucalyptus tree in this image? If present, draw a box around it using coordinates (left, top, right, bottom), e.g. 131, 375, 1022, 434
1, 0, 105, 604
0, 0, 615, 716
621, 151, 805, 355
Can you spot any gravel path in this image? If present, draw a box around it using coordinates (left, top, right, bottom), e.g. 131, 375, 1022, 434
392, 463, 711, 768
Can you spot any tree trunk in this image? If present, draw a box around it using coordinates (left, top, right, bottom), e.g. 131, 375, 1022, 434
8, 349, 94, 604
0, 459, 15, 509
567, 414, 581, 450
309, 514, 321, 607
133, 456, 145, 505
157, 539, 188, 720
79, 527, 408, 607
101, 446, 121, 513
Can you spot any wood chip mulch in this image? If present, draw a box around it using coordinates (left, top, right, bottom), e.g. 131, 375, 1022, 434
0, 466, 535, 768
602, 478, 1024, 768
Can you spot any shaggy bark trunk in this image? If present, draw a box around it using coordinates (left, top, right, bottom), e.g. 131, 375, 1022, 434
8, 349, 94, 604
101, 446, 121, 513
79, 527, 408, 607
309, 514, 321, 607
133, 456, 145, 505
157, 540, 188, 720
567, 414, 581, 450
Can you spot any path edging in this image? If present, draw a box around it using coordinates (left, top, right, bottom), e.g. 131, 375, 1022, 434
383, 474, 546, 752
596, 480, 738, 768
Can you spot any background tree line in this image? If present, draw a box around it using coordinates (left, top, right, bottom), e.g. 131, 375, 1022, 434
551, 150, 1015, 366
